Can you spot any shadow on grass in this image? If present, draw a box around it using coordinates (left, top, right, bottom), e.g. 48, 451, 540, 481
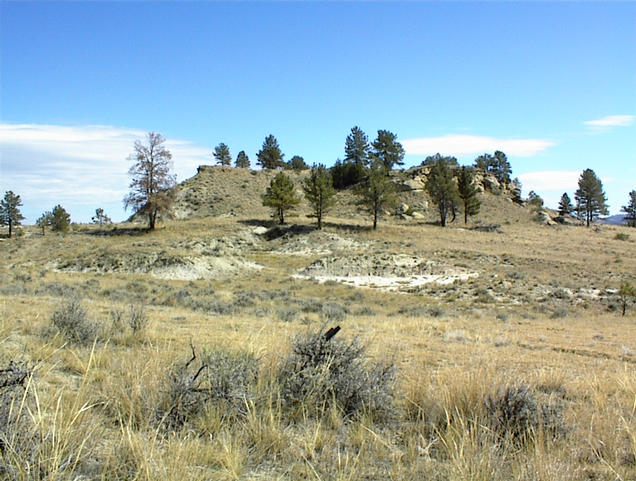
78, 226, 151, 236
322, 221, 374, 233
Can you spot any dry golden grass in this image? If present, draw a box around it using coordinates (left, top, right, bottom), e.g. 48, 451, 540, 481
1, 212, 635, 480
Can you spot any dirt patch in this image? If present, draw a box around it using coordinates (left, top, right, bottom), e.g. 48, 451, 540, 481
294, 254, 478, 291
266, 226, 368, 256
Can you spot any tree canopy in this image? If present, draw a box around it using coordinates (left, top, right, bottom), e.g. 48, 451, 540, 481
213, 143, 232, 166
621, 190, 636, 227
344, 126, 370, 167
123, 132, 176, 230
474, 151, 511, 186
574, 169, 608, 227
262, 172, 300, 224
235, 150, 250, 169
257, 135, 285, 169
36, 211, 53, 235
0, 190, 25, 238
92, 208, 112, 226
288, 155, 309, 171
371, 130, 405, 170
355, 162, 396, 230
456, 166, 480, 224
425, 156, 459, 227
303, 164, 336, 229
51, 205, 71, 232
558, 193, 573, 216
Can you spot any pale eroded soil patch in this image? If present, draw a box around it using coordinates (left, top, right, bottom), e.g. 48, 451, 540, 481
295, 253, 479, 291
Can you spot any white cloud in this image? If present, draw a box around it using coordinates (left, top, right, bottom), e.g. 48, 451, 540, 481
584, 115, 634, 128
0, 123, 211, 223
401, 134, 554, 157
517, 170, 581, 192
517, 170, 584, 209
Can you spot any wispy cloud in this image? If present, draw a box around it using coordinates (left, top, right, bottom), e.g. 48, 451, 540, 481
583, 115, 634, 128
0, 123, 211, 223
517, 170, 581, 192
517, 170, 583, 209
401, 134, 554, 157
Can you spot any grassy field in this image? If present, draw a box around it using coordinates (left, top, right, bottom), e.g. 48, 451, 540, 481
1, 214, 635, 480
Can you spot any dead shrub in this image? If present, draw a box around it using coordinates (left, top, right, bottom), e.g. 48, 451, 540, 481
50, 297, 101, 345
157, 345, 259, 431
277, 328, 395, 423
484, 384, 566, 443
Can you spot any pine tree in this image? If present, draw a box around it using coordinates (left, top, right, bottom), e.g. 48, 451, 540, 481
371, 130, 405, 170
235, 150, 250, 168
262, 172, 300, 224
257, 135, 285, 169
50, 205, 71, 232
0, 191, 25, 238
621, 190, 636, 227
558, 193, 573, 216
36, 211, 53, 235
213, 143, 232, 166
288, 155, 308, 171
574, 169, 608, 227
457, 166, 480, 224
91, 208, 112, 226
124, 132, 176, 230
303, 164, 336, 229
493, 151, 512, 186
344, 126, 370, 167
355, 162, 396, 230
425, 156, 460, 227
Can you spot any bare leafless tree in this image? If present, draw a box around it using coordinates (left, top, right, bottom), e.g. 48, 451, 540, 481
124, 132, 176, 230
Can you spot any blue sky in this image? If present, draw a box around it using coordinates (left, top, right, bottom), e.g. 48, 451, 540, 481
1, 1, 635, 223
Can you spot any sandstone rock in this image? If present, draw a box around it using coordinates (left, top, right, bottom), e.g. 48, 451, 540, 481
396, 203, 410, 215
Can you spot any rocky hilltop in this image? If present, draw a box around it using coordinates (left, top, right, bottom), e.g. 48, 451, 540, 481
167, 165, 531, 225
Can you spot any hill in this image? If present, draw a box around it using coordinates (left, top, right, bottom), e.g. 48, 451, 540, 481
1, 175, 635, 480
167, 165, 533, 226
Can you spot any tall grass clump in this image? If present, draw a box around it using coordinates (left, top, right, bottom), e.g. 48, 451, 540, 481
157, 345, 259, 431
277, 328, 395, 422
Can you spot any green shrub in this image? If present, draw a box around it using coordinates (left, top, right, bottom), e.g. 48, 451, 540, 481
277, 329, 395, 422
614, 232, 629, 241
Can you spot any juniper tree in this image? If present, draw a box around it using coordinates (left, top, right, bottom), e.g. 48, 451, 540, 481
618, 281, 635, 316
124, 132, 176, 230
0, 191, 25, 238
558, 193, 573, 216
574, 169, 608, 227
457, 166, 480, 224
235, 150, 250, 168
262, 172, 300, 224
425, 155, 460, 227
371, 130, 405, 170
303, 164, 336, 229
621, 190, 636, 227
213, 143, 232, 166
50, 205, 71, 232
355, 162, 396, 230
257, 135, 285, 169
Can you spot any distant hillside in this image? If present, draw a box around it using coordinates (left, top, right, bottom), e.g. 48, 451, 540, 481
599, 214, 627, 225
162, 165, 534, 225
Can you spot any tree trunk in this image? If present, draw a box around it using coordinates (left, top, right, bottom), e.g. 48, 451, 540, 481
149, 211, 156, 230
8, 219, 12, 238
279, 208, 284, 225
373, 208, 378, 230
